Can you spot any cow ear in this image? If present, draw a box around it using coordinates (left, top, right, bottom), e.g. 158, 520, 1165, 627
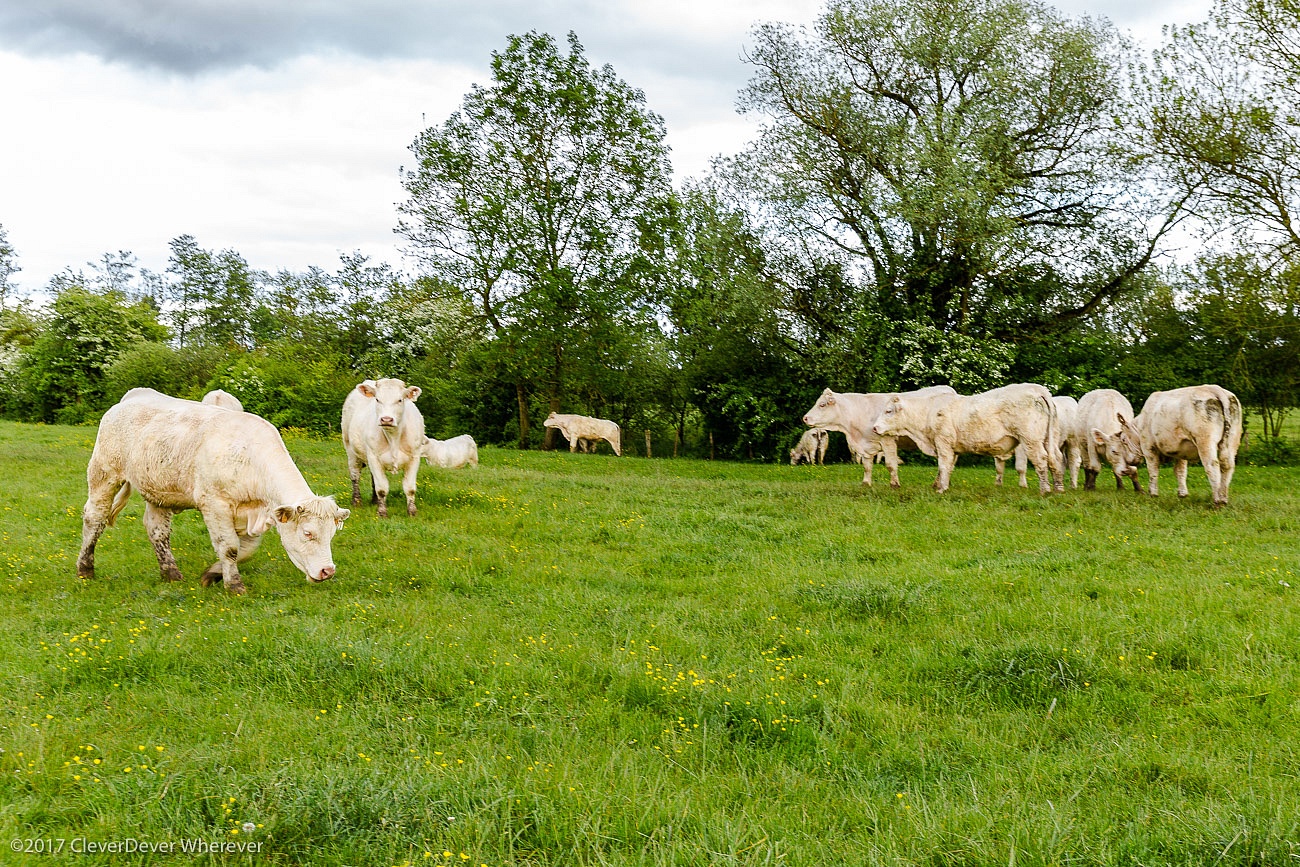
335, 508, 350, 526
246, 507, 278, 536
405, 386, 422, 402
357, 382, 376, 398
275, 505, 296, 525
1091, 428, 1107, 446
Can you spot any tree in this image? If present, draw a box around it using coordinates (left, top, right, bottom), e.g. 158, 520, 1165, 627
0, 223, 19, 311
1137, 0, 1300, 257
398, 31, 673, 448
733, 0, 1186, 340
165, 235, 260, 349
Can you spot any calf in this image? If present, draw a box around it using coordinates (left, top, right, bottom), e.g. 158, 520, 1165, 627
1133, 384, 1242, 506
790, 428, 828, 465
424, 434, 479, 469
78, 388, 349, 595
341, 378, 425, 517
543, 412, 622, 455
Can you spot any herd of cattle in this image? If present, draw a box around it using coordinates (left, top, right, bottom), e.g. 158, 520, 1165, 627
72, 379, 1240, 595
792, 382, 1243, 507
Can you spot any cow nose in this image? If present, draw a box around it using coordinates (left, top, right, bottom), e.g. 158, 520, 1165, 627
317, 565, 335, 582
379, 416, 395, 426
802, 415, 810, 425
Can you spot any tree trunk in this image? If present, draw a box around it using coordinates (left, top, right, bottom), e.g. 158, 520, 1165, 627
516, 382, 530, 450
542, 394, 562, 450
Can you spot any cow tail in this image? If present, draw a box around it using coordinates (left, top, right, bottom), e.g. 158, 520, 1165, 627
107, 482, 132, 527
1043, 392, 1063, 479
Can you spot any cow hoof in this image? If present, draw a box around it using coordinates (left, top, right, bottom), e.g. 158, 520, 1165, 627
77, 568, 94, 580
199, 569, 221, 588
225, 581, 247, 595
889, 481, 900, 489
162, 567, 184, 583
351, 495, 362, 507
407, 505, 417, 517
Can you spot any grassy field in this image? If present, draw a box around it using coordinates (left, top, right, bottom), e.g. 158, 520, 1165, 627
1, 419, 1297, 866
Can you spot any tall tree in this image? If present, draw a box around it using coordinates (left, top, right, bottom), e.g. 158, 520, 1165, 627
166, 235, 260, 349
397, 31, 673, 448
733, 0, 1186, 339
0, 224, 18, 311
1136, 0, 1300, 258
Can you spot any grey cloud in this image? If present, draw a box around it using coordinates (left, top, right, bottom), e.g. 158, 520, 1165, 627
0, 0, 749, 81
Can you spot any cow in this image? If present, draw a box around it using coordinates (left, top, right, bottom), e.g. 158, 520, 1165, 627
1076, 389, 1142, 491
76, 388, 349, 595
201, 389, 243, 412
424, 434, 479, 469
871, 383, 1065, 494
1133, 384, 1242, 506
543, 412, 622, 456
341, 378, 425, 517
995, 395, 1082, 489
802, 386, 957, 487
790, 428, 828, 466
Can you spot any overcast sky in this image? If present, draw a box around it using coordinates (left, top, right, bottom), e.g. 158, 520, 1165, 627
0, 0, 1212, 295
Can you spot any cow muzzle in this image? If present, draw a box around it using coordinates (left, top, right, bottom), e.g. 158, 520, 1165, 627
309, 565, 336, 583
378, 417, 396, 427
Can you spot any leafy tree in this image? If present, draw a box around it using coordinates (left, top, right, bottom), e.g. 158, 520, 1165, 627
733, 0, 1185, 339
398, 31, 673, 448
18, 282, 169, 423
165, 235, 261, 349
1137, 0, 1300, 257
0, 223, 19, 311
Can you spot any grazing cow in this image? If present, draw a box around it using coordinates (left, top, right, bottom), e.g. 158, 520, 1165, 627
1076, 389, 1142, 491
201, 389, 243, 412
77, 388, 349, 595
424, 434, 479, 469
341, 378, 425, 517
1133, 384, 1242, 506
543, 412, 622, 455
872, 383, 1065, 494
790, 428, 828, 466
996, 395, 1082, 489
802, 386, 957, 486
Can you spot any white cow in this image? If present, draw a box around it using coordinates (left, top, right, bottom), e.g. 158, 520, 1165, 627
790, 428, 828, 466
1133, 384, 1242, 506
543, 412, 622, 455
802, 386, 957, 487
201, 389, 243, 412
995, 395, 1081, 489
871, 383, 1065, 494
424, 434, 479, 469
341, 378, 425, 517
1076, 389, 1143, 491
77, 388, 349, 595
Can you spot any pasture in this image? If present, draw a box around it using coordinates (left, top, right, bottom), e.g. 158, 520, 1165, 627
1, 419, 1297, 866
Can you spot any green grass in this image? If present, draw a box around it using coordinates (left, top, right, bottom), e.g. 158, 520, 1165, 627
1, 419, 1297, 866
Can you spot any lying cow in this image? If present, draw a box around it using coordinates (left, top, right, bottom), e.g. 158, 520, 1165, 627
790, 428, 828, 466
802, 386, 957, 486
872, 383, 1065, 494
1077, 388, 1142, 491
1133, 384, 1242, 506
424, 434, 479, 469
341, 378, 425, 517
544, 412, 622, 455
996, 395, 1081, 489
201, 389, 243, 412
77, 388, 349, 595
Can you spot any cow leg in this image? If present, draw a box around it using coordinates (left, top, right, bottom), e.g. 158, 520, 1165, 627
369, 463, 391, 518
1067, 444, 1081, 489
1197, 440, 1226, 505
1145, 452, 1161, 497
1216, 439, 1236, 506
348, 455, 364, 508
77, 478, 125, 580
861, 452, 874, 486
401, 459, 420, 517
1174, 459, 1190, 498
142, 502, 184, 583
994, 457, 1005, 486
1084, 467, 1098, 491
200, 511, 247, 594
933, 446, 956, 493
1128, 468, 1142, 492
1024, 442, 1053, 495
1015, 445, 1029, 489
880, 439, 901, 488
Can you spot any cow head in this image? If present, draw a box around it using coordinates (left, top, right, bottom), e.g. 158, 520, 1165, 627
871, 395, 906, 437
1092, 413, 1144, 480
802, 388, 837, 427
543, 412, 560, 428
271, 497, 350, 583
360, 378, 421, 429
